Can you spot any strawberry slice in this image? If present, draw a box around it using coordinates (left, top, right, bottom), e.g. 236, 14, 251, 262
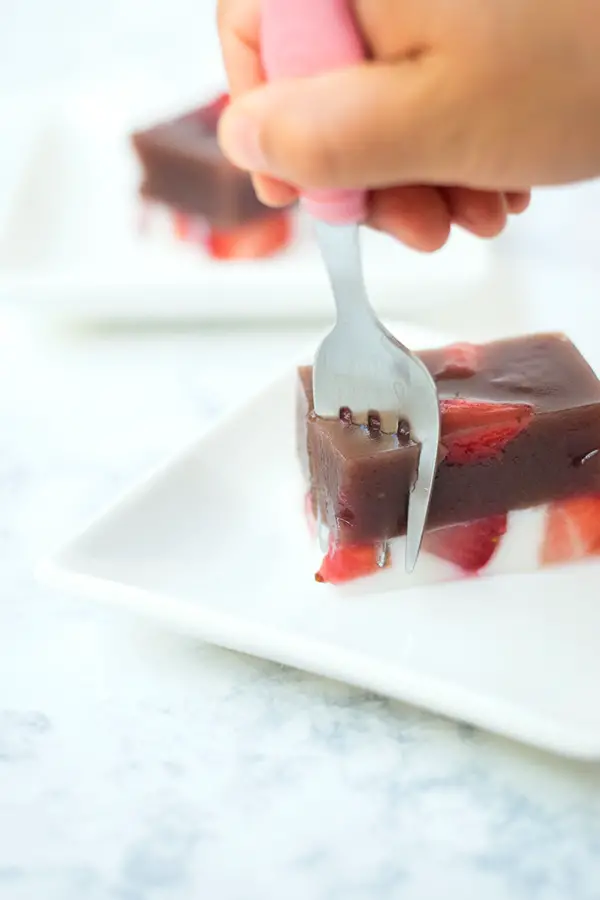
172, 210, 188, 242
199, 92, 230, 129
435, 342, 479, 379
172, 211, 207, 244
423, 514, 507, 573
304, 491, 317, 539
204, 212, 293, 260
440, 398, 533, 464
541, 494, 600, 566
316, 540, 385, 584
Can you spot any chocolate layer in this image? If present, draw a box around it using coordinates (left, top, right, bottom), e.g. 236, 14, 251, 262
132, 104, 282, 229
298, 334, 600, 544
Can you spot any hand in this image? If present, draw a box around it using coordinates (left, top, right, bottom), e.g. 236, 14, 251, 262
216, 0, 547, 250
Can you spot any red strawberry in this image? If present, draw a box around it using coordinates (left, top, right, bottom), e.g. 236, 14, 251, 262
172, 211, 207, 244
172, 210, 189, 242
541, 495, 600, 566
204, 212, 293, 260
304, 492, 317, 539
423, 514, 507, 573
199, 92, 230, 129
435, 342, 479, 379
316, 540, 385, 584
440, 398, 533, 464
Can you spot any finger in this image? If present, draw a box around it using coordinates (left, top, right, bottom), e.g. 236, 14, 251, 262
369, 185, 451, 252
252, 173, 298, 207
352, 0, 446, 61
218, 62, 463, 189
217, 0, 300, 204
506, 190, 531, 214
443, 187, 508, 238
217, 0, 264, 99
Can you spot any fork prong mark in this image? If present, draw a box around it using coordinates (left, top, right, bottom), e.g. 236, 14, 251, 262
367, 411, 382, 438
397, 419, 411, 444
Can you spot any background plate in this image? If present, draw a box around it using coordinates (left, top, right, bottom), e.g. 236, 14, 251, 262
0, 74, 492, 320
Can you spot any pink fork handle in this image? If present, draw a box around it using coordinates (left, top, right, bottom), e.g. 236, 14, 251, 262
260, 0, 367, 225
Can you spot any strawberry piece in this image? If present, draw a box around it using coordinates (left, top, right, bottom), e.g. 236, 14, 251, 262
172, 210, 189, 242
541, 495, 600, 566
435, 342, 479, 379
440, 398, 533, 433
172, 210, 207, 244
199, 92, 230, 129
204, 212, 293, 260
304, 492, 317, 539
440, 398, 533, 464
316, 540, 384, 584
423, 514, 507, 573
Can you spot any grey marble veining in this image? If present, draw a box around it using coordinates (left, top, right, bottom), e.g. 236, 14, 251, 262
0, 319, 600, 900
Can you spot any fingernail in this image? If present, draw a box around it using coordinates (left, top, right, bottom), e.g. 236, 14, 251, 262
219, 110, 267, 172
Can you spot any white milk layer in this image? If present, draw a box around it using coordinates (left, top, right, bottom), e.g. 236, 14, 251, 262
318, 504, 549, 594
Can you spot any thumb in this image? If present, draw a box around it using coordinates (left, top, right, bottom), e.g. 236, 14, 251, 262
218, 61, 460, 190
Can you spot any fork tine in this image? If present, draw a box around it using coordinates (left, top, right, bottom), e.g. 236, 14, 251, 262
310, 218, 440, 571
405, 435, 438, 574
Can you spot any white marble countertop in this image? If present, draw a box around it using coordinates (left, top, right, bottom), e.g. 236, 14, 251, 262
1, 313, 600, 900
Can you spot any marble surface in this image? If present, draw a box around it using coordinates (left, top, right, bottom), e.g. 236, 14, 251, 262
1, 316, 600, 900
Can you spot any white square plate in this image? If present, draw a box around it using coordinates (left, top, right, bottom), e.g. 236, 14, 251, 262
40, 324, 600, 760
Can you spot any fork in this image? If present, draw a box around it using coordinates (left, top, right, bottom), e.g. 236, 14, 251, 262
261, 0, 440, 572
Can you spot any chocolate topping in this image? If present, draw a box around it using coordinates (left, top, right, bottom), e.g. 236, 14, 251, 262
298, 334, 600, 545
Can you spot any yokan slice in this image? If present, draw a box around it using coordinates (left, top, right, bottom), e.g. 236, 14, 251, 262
131, 95, 294, 259
296, 333, 600, 586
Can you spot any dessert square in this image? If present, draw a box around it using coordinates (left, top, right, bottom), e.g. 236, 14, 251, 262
297, 334, 600, 585
131, 94, 294, 259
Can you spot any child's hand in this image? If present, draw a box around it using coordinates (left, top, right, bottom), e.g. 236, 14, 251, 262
215, 0, 566, 251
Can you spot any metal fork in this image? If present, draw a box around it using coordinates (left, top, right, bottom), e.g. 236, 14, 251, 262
261, 0, 440, 572
313, 222, 440, 573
